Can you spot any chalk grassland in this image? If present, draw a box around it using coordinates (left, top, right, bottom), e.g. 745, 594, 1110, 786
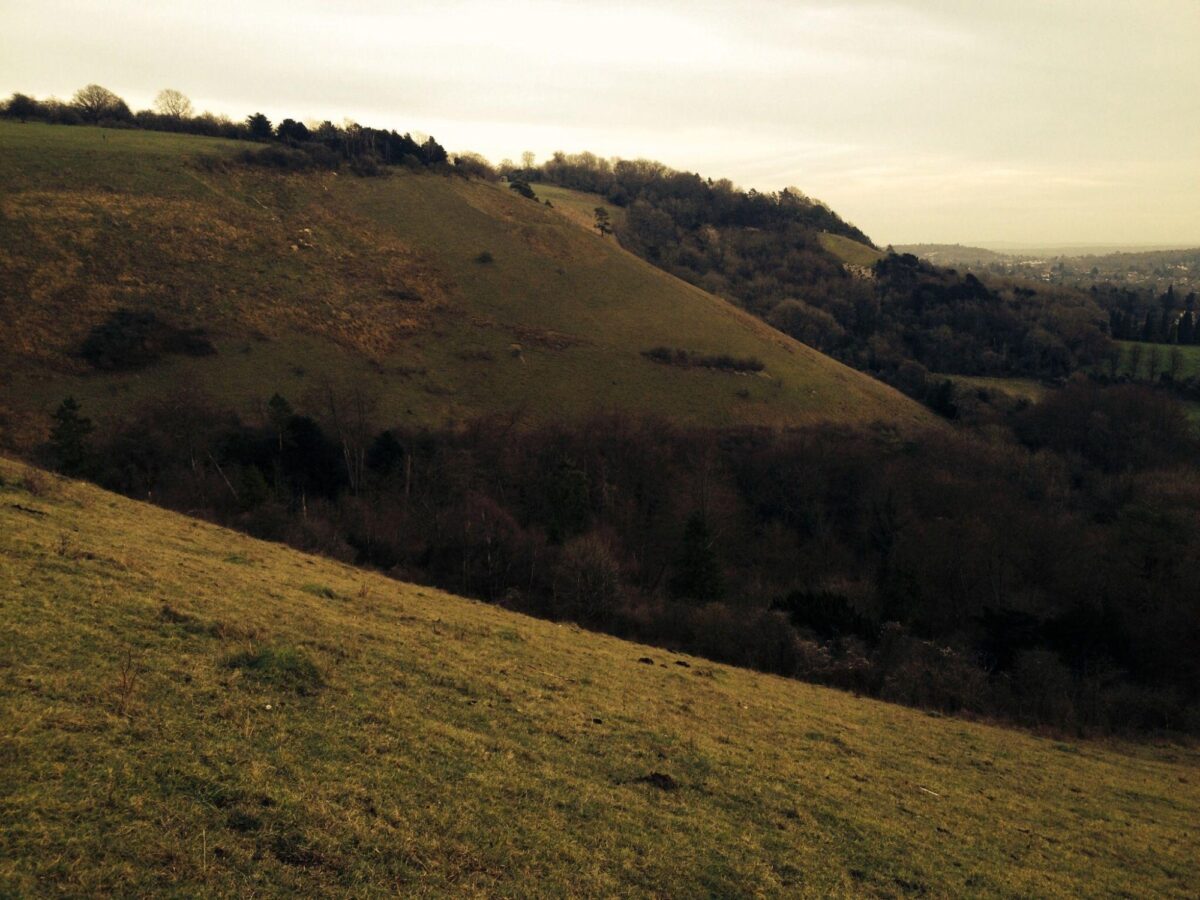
0, 122, 933, 445
817, 232, 886, 268
530, 181, 627, 235
1, 459, 1197, 897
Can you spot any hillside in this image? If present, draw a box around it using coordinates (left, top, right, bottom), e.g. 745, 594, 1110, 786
817, 232, 885, 268
2, 459, 1198, 896
0, 122, 934, 446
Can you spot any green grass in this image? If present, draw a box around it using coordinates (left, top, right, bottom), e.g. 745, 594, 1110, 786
530, 181, 627, 233
818, 232, 885, 268
1114, 340, 1200, 381
0, 121, 934, 446
2, 458, 1198, 896
950, 375, 1050, 404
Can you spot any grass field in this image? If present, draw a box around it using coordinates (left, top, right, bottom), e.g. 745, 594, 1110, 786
950, 375, 1051, 404
1114, 340, 1200, 381
0, 122, 934, 446
2, 458, 1198, 896
818, 232, 885, 268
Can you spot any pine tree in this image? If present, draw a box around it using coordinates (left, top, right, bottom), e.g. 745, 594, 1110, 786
1179, 312, 1194, 346
48, 397, 93, 476
1141, 310, 1156, 342
669, 512, 725, 602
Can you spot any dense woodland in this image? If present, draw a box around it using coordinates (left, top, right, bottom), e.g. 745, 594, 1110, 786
42, 382, 1200, 736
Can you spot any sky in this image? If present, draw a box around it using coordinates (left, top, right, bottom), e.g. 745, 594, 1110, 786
2, 0, 1198, 246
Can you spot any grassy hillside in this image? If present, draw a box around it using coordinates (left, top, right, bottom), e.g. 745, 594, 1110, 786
0, 122, 933, 445
531, 181, 626, 234
2, 459, 1198, 896
818, 232, 885, 268
950, 375, 1050, 404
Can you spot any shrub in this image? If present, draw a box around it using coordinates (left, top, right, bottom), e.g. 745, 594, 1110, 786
475, 251, 494, 264
640, 347, 765, 373
79, 309, 214, 371
508, 180, 537, 200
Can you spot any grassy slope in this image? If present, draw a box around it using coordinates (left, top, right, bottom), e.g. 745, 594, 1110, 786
818, 232, 885, 268
950, 375, 1050, 404
2, 459, 1198, 897
530, 181, 626, 234
0, 123, 933, 444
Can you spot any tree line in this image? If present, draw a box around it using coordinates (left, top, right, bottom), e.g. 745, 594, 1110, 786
0, 85, 487, 176
41, 380, 1200, 736
1104, 284, 1200, 346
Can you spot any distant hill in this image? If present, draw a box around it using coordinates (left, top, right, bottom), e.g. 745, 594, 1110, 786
0, 122, 933, 446
896, 242, 1200, 295
3, 458, 1198, 896
893, 244, 1011, 266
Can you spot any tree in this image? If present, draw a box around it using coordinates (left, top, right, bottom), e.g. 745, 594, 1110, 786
266, 393, 293, 452
669, 512, 725, 602
420, 136, 448, 166
153, 88, 193, 119
4, 93, 40, 122
554, 533, 623, 622
72, 84, 129, 123
246, 112, 273, 141
276, 118, 309, 143
593, 207, 613, 236
48, 397, 94, 476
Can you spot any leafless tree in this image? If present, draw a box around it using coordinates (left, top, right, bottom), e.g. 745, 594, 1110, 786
154, 88, 193, 119
71, 84, 125, 123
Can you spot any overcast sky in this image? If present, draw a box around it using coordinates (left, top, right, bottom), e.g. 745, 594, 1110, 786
2, 0, 1197, 246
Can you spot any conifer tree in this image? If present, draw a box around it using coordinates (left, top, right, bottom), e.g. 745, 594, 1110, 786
48, 397, 93, 476
670, 512, 725, 602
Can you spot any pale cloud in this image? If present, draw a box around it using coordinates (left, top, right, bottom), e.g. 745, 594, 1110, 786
1, 0, 1196, 244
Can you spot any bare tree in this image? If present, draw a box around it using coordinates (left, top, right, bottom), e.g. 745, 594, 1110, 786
71, 84, 126, 123
153, 88, 193, 119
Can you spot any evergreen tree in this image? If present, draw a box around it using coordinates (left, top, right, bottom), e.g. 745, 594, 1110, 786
267, 393, 293, 452
48, 397, 93, 476
246, 112, 273, 141
1179, 312, 1194, 346
1141, 310, 1156, 342
1176, 314, 1195, 348
669, 512, 725, 602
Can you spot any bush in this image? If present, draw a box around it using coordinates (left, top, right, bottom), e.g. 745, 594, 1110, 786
508, 180, 537, 200
641, 347, 765, 373
237, 145, 321, 172
79, 309, 214, 371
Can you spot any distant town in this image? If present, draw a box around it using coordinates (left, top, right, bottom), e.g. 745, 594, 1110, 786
895, 244, 1200, 294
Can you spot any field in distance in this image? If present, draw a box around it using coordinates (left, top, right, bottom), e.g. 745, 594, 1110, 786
2, 459, 1197, 896
0, 122, 933, 444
